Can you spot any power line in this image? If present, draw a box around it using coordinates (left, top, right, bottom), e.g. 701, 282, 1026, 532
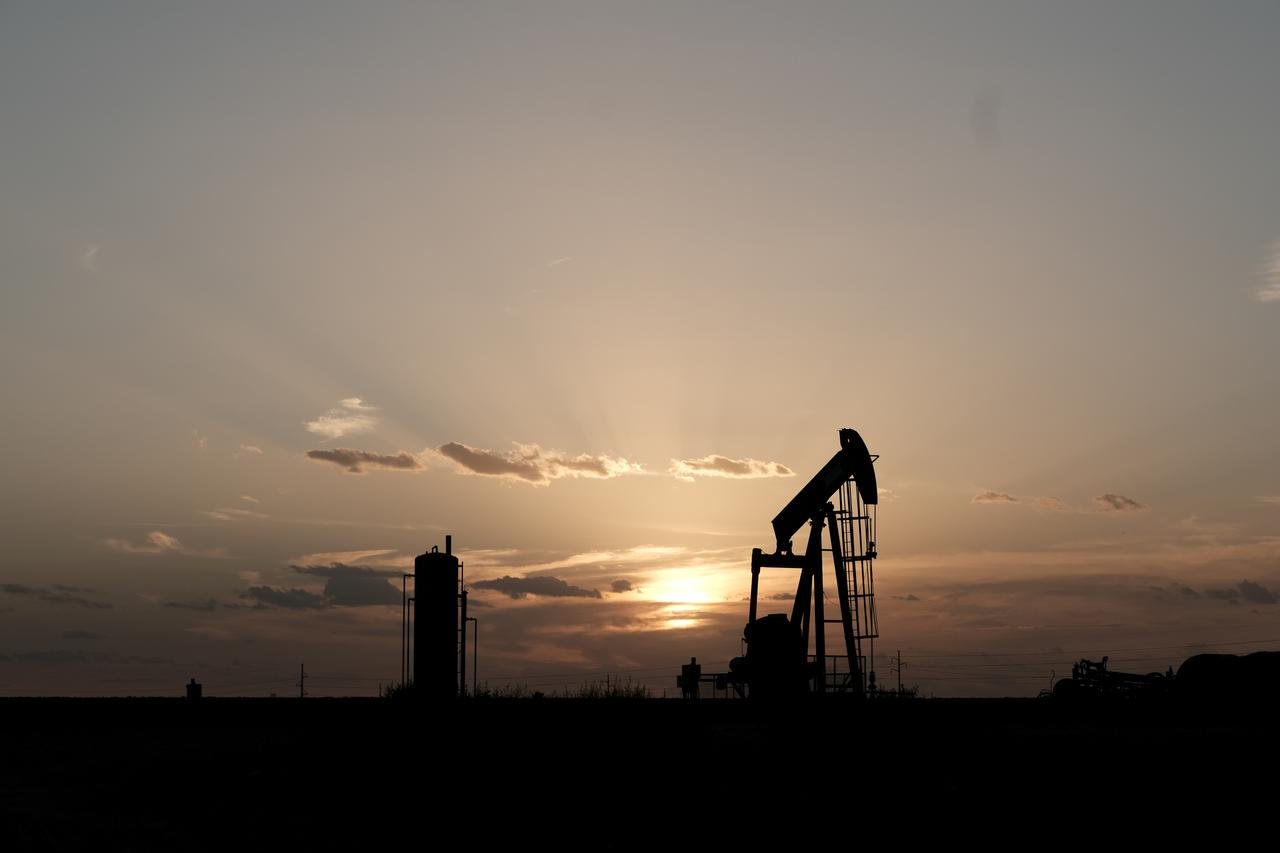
898, 636, 1280, 659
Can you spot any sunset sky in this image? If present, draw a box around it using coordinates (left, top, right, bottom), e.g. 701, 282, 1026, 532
3, 2, 1279, 697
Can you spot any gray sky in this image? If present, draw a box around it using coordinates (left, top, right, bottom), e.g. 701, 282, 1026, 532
2, 2, 1279, 696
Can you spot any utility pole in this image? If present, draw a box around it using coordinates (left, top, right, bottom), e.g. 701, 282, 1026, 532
892, 650, 906, 694
298, 663, 308, 699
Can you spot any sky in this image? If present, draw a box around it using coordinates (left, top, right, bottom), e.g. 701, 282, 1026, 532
2, 1, 1279, 697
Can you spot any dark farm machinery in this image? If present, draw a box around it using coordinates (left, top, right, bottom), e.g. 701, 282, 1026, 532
1051, 652, 1280, 703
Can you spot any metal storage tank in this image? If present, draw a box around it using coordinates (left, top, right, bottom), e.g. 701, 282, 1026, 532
414, 536, 460, 699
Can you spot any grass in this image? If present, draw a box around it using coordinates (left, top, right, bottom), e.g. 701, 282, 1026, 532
383, 676, 653, 700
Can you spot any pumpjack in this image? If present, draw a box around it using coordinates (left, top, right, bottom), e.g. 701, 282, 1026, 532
726, 428, 880, 699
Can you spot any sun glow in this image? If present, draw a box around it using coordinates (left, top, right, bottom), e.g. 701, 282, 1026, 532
647, 573, 719, 605
639, 568, 743, 630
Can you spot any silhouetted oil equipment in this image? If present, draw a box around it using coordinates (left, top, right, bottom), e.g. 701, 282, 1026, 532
708, 428, 879, 699
1175, 651, 1280, 702
678, 657, 702, 699
186, 678, 202, 700
403, 535, 474, 698
1051, 656, 1174, 700
465, 613, 478, 694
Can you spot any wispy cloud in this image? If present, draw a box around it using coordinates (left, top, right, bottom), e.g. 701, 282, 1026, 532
164, 598, 220, 611
240, 495, 259, 504
289, 548, 407, 568
2, 583, 112, 609
472, 575, 602, 600
1258, 496, 1280, 505
548, 256, 574, 267
292, 564, 403, 606
972, 493, 1141, 513
192, 430, 208, 451
1093, 493, 1146, 513
241, 586, 328, 609
306, 448, 422, 474
80, 243, 100, 272
1202, 580, 1278, 605
1258, 240, 1280, 303
103, 530, 228, 558
202, 507, 269, 522
434, 442, 644, 485
304, 398, 379, 441
234, 444, 264, 458
669, 455, 794, 482
241, 563, 405, 609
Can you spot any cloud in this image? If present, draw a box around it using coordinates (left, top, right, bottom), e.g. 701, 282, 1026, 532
242, 564, 405, 610
2, 583, 113, 609
292, 564, 402, 606
435, 442, 644, 485
240, 495, 259, 503
164, 599, 220, 611
288, 548, 406, 568
80, 243, 100, 272
1194, 580, 1276, 605
202, 507, 269, 521
893, 594, 921, 601
610, 579, 636, 594
472, 575, 602, 600
669, 455, 794, 481
304, 398, 379, 441
972, 491, 1019, 504
548, 256, 574, 267
1258, 496, 1280, 505
0, 649, 177, 665
1093, 493, 1146, 513
62, 630, 104, 640
192, 430, 208, 451
1032, 496, 1070, 512
306, 448, 421, 474
1258, 240, 1280, 303
235, 444, 264, 458
241, 586, 329, 609
1238, 580, 1278, 605
103, 530, 228, 558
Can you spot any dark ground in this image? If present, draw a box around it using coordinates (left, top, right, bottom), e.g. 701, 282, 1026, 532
2, 696, 1274, 848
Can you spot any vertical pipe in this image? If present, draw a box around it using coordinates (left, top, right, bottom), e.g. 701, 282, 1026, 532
401, 575, 407, 686
812, 519, 825, 694
748, 549, 762, 627
459, 590, 468, 698
471, 618, 478, 693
